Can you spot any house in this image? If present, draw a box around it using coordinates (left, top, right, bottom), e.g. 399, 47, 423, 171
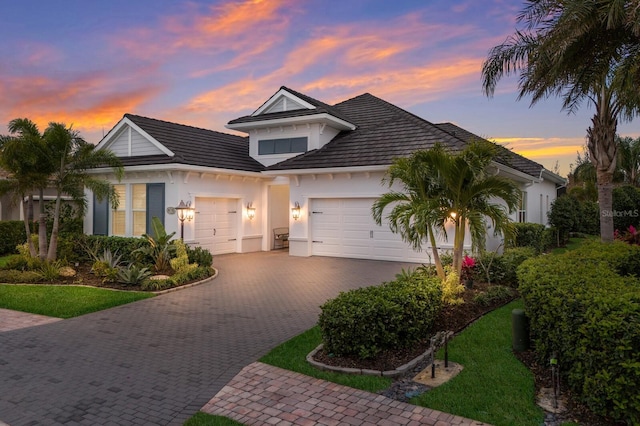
87, 86, 565, 262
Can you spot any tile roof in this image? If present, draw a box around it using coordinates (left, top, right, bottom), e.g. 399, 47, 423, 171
435, 123, 543, 178
267, 93, 469, 171
227, 86, 354, 126
266, 92, 545, 179
118, 114, 264, 172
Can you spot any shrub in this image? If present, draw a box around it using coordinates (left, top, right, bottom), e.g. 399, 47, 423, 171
518, 240, 640, 423
38, 261, 62, 282
186, 245, 213, 268
318, 270, 442, 359
170, 240, 190, 273
499, 246, 537, 287
81, 235, 146, 264
0, 269, 43, 283
509, 223, 548, 253
613, 185, 640, 232
441, 270, 464, 305
133, 217, 176, 273
548, 195, 582, 244
0, 221, 26, 255
472, 285, 514, 307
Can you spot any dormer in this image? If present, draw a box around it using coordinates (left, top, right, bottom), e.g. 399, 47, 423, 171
226, 87, 356, 167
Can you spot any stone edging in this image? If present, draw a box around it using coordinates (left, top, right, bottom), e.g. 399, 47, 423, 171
152, 268, 219, 295
306, 331, 454, 379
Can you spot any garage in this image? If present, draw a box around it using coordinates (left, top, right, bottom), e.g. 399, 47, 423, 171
310, 198, 426, 263
194, 197, 238, 255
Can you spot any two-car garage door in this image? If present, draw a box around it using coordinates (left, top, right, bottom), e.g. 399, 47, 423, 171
310, 198, 426, 263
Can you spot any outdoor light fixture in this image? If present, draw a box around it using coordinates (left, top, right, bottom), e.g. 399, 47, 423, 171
246, 202, 256, 220
450, 211, 457, 220
291, 201, 301, 221
175, 200, 194, 240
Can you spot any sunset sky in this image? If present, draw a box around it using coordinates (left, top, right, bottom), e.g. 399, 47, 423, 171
1, 0, 638, 177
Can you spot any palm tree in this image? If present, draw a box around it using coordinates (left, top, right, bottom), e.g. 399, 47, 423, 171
373, 142, 520, 279
616, 135, 640, 187
43, 122, 123, 261
0, 119, 51, 257
482, 0, 640, 242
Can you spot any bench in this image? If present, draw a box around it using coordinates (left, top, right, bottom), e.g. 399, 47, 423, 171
273, 227, 289, 249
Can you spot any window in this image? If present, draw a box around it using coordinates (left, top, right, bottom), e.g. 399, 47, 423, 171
132, 184, 146, 236
258, 137, 307, 155
518, 191, 527, 223
112, 184, 126, 235
97, 183, 164, 237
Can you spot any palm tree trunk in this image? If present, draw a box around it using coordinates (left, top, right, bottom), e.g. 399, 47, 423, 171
587, 103, 618, 243
46, 195, 61, 261
38, 188, 47, 261
427, 226, 445, 280
452, 220, 466, 278
22, 196, 36, 257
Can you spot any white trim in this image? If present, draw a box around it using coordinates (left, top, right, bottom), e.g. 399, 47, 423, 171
263, 165, 387, 176
96, 117, 175, 157
252, 88, 316, 116
226, 113, 356, 132
88, 164, 268, 180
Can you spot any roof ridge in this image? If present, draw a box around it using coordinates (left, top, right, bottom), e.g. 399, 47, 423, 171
125, 113, 244, 139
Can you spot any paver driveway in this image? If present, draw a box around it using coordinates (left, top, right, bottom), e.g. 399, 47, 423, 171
0, 252, 413, 425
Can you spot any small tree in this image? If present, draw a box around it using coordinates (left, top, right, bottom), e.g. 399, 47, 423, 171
373, 141, 520, 278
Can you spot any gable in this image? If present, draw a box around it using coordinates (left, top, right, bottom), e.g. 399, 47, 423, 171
98, 116, 174, 158
261, 96, 307, 114
109, 126, 166, 157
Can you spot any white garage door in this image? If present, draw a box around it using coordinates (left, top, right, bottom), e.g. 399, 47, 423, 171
310, 198, 426, 263
194, 197, 238, 255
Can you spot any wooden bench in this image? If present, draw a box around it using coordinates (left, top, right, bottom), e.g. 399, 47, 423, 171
273, 227, 289, 249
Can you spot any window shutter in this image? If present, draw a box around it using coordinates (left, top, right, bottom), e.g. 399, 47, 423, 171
146, 183, 165, 237
93, 193, 109, 235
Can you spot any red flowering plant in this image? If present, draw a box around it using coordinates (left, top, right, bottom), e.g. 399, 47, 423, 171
461, 255, 476, 281
616, 225, 640, 245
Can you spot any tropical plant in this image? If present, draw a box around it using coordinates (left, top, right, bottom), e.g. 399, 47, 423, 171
482, 0, 640, 242
617, 135, 640, 187
0, 119, 52, 258
372, 141, 520, 279
133, 217, 176, 273
43, 122, 123, 260
117, 264, 152, 286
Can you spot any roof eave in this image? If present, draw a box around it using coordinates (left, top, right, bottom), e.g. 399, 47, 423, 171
226, 113, 356, 132
88, 163, 267, 179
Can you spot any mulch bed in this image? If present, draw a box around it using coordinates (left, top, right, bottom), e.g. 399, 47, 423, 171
48, 264, 208, 292
312, 282, 622, 426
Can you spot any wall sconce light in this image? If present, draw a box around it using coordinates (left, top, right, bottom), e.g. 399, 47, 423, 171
291, 201, 301, 221
450, 211, 457, 220
175, 200, 194, 240
246, 202, 256, 220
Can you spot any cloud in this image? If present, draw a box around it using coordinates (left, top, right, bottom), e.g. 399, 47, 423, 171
495, 136, 585, 175
0, 71, 163, 139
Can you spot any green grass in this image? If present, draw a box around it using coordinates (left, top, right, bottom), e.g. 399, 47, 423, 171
183, 412, 243, 426
550, 236, 594, 254
411, 300, 543, 426
259, 326, 392, 393
0, 285, 154, 318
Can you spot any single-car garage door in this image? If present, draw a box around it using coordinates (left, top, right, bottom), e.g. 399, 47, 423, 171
310, 198, 425, 262
194, 197, 238, 255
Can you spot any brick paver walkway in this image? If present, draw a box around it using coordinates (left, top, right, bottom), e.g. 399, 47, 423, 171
0, 252, 417, 425
0, 308, 62, 332
203, 362, 488, 426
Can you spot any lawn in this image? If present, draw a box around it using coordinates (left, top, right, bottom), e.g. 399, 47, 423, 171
0, 285, 154, 318
254, 300, 542, 426
411, 300, 544, 426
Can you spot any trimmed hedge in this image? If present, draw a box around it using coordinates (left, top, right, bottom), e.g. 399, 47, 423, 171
0, 221, 27, 255
318, 270, 442, 359
518, 241, 640, 423
508, 223, 550, 254
80, 235, 147, 264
